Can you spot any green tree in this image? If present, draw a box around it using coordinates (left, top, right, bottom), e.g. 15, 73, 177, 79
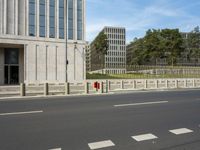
90, 31, 109, 70
127, 28, 185, 65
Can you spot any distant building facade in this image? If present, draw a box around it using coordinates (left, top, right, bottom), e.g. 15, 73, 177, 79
89, 26, 126, 74
85, 42, 91, 72
0, 0, 86, 85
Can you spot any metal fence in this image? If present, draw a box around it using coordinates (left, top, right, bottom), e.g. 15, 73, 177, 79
87, 64, 200, 79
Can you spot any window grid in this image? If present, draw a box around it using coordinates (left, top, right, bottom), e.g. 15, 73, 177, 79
29, 0, 36, 36
49, 0, 55, 38
39, 0, 46, 37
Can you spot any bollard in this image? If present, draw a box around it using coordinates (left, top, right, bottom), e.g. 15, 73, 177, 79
65, 82, 70, 95
133, 80, 136, 89
108, 80, 111, 91
193, 79, 195, 87
121, 80, 124, 89
175, 80, 178, 88
44, 83, 49, 96
100, 82, 104, 93
144, 80, 147, 89
166, 80, 168, 89
155, 80, 159, 89
20, 83, 26, 97
85, 82, 89, 94
184, 79, 187, 88
106, 80, 109, 93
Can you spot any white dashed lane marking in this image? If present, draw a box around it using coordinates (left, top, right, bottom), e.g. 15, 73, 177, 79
0, 110, 43, 116
169, 128, 193, 135
114, 101, 168, 107
48, 148, 61, 150
132, 133, 158, 142
88, 140, 115, 150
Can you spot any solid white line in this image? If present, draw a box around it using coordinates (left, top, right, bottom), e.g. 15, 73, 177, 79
0, 110, 43, 116
169, 128, 193, 135
49, 148, 61, 150
114, 101, 168, 107
132, 133, 158, 142
88, 140, 115, 150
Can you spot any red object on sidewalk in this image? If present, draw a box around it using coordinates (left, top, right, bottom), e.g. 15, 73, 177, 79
94, 82, 100, 90
94, 82, 98, 88
97, 83, 100, 89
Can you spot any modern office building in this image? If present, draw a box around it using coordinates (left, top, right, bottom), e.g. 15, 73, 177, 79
0, 0, 86, 85
90, 26, 126, 74
85, 42, 91, 72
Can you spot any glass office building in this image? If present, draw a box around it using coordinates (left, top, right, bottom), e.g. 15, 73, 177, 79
0, 0, 86, 85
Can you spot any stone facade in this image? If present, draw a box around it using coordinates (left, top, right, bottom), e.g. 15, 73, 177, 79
0, 0, 86, 85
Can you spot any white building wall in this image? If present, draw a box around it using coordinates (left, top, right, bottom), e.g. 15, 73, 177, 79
25, 41, 66, 84
67, 42, 86, 82
0, 0, 86, 84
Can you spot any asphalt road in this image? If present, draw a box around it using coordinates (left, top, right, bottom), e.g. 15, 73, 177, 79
0, 89, 200, 150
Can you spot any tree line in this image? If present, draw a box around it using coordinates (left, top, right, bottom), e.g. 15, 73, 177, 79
128, 26, 200, 65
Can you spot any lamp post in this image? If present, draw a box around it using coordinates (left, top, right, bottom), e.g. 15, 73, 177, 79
74, 42, 78, 81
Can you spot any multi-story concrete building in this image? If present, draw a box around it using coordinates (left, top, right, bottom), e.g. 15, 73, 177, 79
0, 0, 86, 85
85, 42, 91, 72
90, 26, 126, 74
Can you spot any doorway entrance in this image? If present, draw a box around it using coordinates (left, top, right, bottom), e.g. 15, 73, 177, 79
4, 48, 19, 85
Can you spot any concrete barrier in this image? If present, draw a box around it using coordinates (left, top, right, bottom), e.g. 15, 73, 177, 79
1, 78, 200, 98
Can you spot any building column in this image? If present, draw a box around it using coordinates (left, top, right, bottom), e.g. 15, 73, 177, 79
74, 0, 77, 40
7, 0, 15, 34
46, 0, 49, 38
18, 0, 26, 36
83, 0, 86, 40
3, 0, 7, 34
36, 0, 40, 37
55, 0, 59, 39
25, 0, 29, 36
14, 0, 19, 35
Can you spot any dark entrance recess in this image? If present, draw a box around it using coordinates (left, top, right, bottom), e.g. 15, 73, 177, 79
4, 48, 19, 85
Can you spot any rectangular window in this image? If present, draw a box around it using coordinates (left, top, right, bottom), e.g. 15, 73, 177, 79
77, 0, 83, 40
49, 0, 55, 38
40, 0, 46, 37
29, 0, 36, 36
68, 0, 73, 39
59, 0, 64, 39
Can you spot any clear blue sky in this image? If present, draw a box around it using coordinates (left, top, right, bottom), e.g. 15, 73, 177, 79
86, 0, 200, 43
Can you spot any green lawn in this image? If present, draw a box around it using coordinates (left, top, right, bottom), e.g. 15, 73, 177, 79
86, 73, 200, 79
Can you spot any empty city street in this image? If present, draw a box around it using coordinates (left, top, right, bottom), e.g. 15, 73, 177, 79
0, 89, 200, 150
